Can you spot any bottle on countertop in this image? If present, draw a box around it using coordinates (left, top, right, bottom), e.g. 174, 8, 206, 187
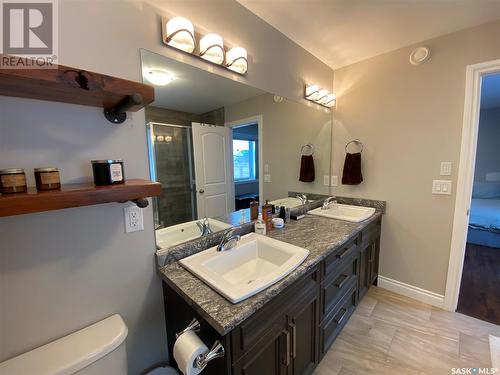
254, 213, 266, 235
262, 200, 273, 232
250, 200, 259, 220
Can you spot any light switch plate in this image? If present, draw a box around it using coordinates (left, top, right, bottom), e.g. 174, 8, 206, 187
264, 174, 271, 183
432, 180, 452, 195
331, 176, 338, 187
440, 162, 452, 176
264, 164, 270, 173
324, 175, 330, 186
124, 206, 144, 233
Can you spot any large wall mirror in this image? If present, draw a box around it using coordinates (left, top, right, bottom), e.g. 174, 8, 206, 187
140, 49, 332, 249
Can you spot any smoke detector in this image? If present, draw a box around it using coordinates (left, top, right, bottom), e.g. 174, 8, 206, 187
409, 47, 430, 65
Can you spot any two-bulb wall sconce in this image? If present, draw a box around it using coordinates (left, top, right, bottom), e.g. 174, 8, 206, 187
162, 16, 248, 75
305, 84, 336, 108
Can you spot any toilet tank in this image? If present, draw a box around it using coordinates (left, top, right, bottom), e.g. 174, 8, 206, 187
0, 314, 128, 375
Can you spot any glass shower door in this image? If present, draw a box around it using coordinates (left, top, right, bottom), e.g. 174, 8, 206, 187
147, 122, 197, 229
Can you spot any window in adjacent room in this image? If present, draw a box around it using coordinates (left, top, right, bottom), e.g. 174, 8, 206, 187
233, 139, 257, 181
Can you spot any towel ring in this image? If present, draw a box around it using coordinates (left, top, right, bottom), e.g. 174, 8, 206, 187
345, 139, 364, 153
301, 143, 314, 156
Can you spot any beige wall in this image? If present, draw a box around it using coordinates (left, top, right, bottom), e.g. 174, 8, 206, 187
331, 21, 500, 295
0, 1, 333, 373
225, 93, 332, 200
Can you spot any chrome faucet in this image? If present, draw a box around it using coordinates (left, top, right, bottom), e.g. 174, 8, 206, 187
296, 194, 308, 204
322, 196, 337, 210
196, 217, 213, 237
217, 228, 241, 252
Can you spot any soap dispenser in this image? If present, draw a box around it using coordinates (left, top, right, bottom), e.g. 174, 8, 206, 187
254, 213, 266, 235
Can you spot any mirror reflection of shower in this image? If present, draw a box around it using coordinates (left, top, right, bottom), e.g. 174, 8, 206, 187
147, 122, 196, 229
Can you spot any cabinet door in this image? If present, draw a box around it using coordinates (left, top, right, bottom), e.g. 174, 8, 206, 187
358, 241, 371, 301
232, 328, 289, 375
288, 288, 319, 375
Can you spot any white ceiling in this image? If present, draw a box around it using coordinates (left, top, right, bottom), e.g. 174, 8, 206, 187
140, 50, 265, 114
481, 73, 500, 109
237, 0, 500, 69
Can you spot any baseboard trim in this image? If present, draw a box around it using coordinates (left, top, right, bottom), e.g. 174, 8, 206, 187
377, 276, 445, 309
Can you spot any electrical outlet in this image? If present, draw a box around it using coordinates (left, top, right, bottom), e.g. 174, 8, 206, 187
331, 176, 338, 187
440, 162, 452, 176
324, 175, 330, 186
124, 206, 144, 233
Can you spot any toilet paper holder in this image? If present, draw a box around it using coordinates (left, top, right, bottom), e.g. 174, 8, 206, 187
176, 318, 225, 371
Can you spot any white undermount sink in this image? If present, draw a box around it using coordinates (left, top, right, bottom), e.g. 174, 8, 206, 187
309, 203, 375, 223
156, 219, 231, 249
270, 197, 305, 208
179, 233, 309, 303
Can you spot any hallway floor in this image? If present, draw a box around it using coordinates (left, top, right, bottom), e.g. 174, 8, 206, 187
314, 286, 500, 375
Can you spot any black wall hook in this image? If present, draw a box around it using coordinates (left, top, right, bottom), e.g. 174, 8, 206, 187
104, 93, 143, 124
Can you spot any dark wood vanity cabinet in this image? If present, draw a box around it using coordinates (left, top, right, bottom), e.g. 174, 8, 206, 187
163, 218, 382, 375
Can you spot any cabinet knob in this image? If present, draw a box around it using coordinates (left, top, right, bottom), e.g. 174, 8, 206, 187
199, 189, 205, 194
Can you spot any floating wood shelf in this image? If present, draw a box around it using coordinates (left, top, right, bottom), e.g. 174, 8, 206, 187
0, 54, 154, 122
0, 179, 162, 217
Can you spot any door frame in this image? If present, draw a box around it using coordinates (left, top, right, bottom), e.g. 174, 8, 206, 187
444, 59, 500, 311
225, 115, 264, 206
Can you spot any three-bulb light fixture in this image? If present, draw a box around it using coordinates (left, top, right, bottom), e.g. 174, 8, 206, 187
305, 84, 336, 108
163, 16, 248, 75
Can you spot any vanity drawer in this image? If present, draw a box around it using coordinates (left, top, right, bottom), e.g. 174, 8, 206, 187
360, 218, 381, 245
320, 286, 357, 356
323, 239, 358, 279
321, 254, 358, 317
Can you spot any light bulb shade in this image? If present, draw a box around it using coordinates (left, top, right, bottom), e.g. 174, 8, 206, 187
199, 33, 225, 64
226, 47, 248, 74
325, 94, 336, 107
315, 89, 329, 103
165, 17, 195, 53
145, 69, 175, 86
305, 84, 319, 100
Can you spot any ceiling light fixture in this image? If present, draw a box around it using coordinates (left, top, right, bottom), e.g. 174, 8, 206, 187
145, 69, 175, 86
199, 33, 225, 64
164, 17, 196, 53
226, 47, 248, 74
304, 84, 335, 108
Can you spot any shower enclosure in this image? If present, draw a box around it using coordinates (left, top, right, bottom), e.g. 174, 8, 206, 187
147, 122, 197, 229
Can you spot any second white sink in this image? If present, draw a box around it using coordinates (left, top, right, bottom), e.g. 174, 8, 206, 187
180, 233, 309, 303
309, 203, 375, 222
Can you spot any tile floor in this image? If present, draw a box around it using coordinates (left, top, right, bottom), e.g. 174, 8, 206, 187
314, 286, 500, 375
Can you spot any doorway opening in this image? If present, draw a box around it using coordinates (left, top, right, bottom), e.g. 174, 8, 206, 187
445, 59, 500, 323
456, 72, 500, 324
226, 116, 263, 210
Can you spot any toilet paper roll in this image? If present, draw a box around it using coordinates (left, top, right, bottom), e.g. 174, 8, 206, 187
173, 331, 208, 375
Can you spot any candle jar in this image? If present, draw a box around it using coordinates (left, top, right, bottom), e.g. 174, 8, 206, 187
34, 167, 61, 190
91, 160, 125, 185
0, 168, 27, 194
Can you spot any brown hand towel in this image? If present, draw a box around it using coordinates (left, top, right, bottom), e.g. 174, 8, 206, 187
299, 155, 315, 182
342, 152, 363, 185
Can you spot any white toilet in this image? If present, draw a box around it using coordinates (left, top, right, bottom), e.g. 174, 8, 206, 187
0, 314, 178, 375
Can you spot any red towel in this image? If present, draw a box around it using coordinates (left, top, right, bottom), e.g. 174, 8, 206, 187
342, 152, 363, 185
299, 155, 315, 182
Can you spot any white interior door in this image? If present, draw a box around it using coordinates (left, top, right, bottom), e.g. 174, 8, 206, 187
192, 122, 234, 218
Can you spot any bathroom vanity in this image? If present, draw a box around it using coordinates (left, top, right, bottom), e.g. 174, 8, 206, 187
157, 208, 383, 375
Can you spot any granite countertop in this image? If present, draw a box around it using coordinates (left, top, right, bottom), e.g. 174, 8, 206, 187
158, 211, 382, 336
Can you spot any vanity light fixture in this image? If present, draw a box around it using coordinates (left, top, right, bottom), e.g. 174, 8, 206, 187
165, 17, 196, 53
199, 33, 225, 64
162, 16, 248, 75
145, 69, 175, 86
304, 84, 336, 108
226, 47, 248, 74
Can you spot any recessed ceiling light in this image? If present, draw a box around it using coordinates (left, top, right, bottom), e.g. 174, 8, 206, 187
145, 69, 175, 86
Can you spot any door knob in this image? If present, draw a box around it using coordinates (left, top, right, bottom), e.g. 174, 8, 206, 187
199, 189, 205, 194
